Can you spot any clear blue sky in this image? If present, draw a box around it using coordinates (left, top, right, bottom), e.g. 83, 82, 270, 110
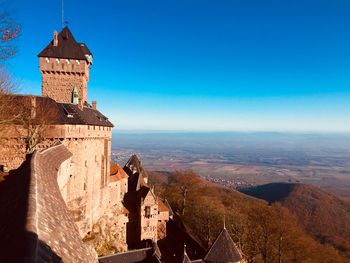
6, 0, 350, 132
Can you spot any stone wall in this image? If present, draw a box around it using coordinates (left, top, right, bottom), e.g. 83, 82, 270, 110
39, 57, 90, 104
0, 137, 26, 170
0, 124, 112, 170
0, 144, 98, 262
55, 125, 112, 237
108, 177, 128, 209
0, 123, 113, 238
62, 135, 112, 236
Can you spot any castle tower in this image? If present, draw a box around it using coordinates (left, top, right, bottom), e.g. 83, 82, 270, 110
38, 27, 93, 107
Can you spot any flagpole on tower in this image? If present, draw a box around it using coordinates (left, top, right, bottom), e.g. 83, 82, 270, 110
61, 0, 64, 28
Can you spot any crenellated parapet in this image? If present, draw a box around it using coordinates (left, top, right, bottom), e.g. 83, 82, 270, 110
39, 57, 90, 78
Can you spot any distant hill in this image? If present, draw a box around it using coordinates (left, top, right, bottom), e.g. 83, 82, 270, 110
241, 183, 350, 257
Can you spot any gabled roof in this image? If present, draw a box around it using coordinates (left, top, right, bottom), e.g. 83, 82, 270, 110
124, 154, 148, 191
123, 186, 156, 213
164, 199, 174, 217
204, 228, 242, 263
158, 199, 169, 212
124, 154, 148, 178
38, 27, 92, 61
139, 186, 157, 202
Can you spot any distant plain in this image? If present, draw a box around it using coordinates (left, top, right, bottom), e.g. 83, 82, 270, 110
112, 132, 350, 199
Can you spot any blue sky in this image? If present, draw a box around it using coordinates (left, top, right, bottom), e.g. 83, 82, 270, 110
6, 0, 350, 132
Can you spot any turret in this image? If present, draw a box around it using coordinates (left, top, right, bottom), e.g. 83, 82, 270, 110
38, 27, 92, 108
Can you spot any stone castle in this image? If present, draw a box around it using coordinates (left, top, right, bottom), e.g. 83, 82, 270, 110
0, 26, 170, 250
0, 27, 242, 262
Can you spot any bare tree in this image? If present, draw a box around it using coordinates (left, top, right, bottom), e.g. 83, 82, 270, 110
0, 2, 20, 124
0, 69, 19, 124
16, 96, 58, 154
1, 94, 58, 154
0, 2, 20, 60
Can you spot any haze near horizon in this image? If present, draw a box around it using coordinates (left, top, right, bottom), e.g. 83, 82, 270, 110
8, 0, 350, 132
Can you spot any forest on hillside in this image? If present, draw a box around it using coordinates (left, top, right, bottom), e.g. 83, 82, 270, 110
149, 170, 349, 263
241, 183, 350, 259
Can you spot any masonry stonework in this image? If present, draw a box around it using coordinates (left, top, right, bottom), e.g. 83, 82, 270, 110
40, 57, 90, 105
140, 191, 158, 242
0, 123, 113, 236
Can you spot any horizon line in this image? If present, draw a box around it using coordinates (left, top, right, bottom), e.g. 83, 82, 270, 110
112, 129, 350, 135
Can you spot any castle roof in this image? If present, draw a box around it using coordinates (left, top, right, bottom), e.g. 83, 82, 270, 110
158, 199, 170, 212
124, 154, 148, 177
110, 163, 129, 182
38, 27, 92, 61
1, 95, 113, 127
99, 247, 161, 263
139, 186, 157, 202
60, 102, 113, 127
124, 154, 148, 191
156, 216, 206, 262
164, 199, 174, 217
204, 228, 242, 263
123, 186, 156, 213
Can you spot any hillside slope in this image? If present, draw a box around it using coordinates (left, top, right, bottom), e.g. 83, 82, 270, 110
149, 171, 349, 262
241, 183, 350, 257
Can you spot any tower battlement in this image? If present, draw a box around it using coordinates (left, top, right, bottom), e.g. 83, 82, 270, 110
38, 27, 92, 106
39, 57, 90, 77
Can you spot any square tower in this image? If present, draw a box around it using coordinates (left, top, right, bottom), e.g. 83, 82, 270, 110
38, 27, 93, 107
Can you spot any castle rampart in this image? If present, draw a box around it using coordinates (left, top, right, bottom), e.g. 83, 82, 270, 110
0, 144, 98, 262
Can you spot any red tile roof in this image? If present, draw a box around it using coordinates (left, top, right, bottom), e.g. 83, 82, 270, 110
158, 199, 170, 212
110, 163, 129, 182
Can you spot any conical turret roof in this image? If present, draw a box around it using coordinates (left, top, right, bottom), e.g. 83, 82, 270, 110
204, 228, 242, 263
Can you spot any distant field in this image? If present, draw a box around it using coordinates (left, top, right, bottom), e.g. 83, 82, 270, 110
112, 132, 350, 198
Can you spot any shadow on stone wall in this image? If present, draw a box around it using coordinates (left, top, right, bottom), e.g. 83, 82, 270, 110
0, 156, 63, 262
0, 145, 97, 263
25, 231, 63, 262
0, 156, 31, 262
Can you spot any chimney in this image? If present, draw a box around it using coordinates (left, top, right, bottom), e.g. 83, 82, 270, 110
92, 101, 97, 110
53, 30, 58, 46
